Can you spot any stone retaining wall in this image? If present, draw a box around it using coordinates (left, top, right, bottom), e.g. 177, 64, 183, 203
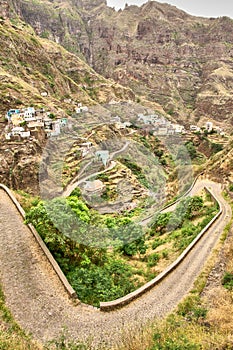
0, 184, 78, 300
100, 186, 222, 311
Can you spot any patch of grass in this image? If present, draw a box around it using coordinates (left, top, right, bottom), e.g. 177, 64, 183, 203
45, 329, 89, 349
147, 253, 160, 267
222, 272, 233, 290
14, 190, 40, 213
0, 284, 39, 350
151, 238, 165, 250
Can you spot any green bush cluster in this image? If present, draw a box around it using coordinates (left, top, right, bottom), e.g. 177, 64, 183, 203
25, 197, 143, 306
222, 272, 233, 290
150, 196, 204, 235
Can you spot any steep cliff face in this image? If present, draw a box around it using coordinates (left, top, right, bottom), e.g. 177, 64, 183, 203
9, 0, 233, 128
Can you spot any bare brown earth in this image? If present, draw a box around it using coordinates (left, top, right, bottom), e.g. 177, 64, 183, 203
0, 179, 231, 348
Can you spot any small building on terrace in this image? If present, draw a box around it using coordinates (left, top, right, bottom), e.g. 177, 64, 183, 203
84, 180, 105, 194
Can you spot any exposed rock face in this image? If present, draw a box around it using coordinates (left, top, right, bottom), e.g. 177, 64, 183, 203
9, 0, 233, 128
0, 138, 44, 194
206, 140, 233, 184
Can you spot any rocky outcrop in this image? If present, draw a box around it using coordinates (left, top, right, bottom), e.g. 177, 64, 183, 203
0, 138, 44, 194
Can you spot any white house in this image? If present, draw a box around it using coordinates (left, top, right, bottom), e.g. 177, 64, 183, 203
173, 124, 185, 133
76, 105, 89, 113
115, 122, 126, 130
108, 100, 118, 105
81, 106, 89, 112
96, 150, 110, 167
80, 142, 92, 149
190, 125, 200, 132
23, 107, 36, 121
111, 116, 121, 123
167, 127, 175, 135
28, 121, 44, 128
63, 98, 72, 104
50, 120, 61, 136
11, 127, 24, 136
206, 121, 213, 132
153, 127, 169, 136
123, 121, 132, 128
20, 131, 31, 138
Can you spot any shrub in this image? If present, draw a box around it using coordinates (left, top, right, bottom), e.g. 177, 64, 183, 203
152, 238, 164, 250
222, 272, 233, 290
147, 253, 160, 267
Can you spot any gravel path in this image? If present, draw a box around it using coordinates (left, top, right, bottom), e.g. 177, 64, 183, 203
0, 180, 231, 349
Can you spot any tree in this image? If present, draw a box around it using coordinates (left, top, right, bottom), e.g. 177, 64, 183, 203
151, 212, 171, 234
188, 196, 203, 217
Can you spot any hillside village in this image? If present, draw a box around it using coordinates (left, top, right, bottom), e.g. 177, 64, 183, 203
4, 107, 69, 140
3, 103, 226, 142
136, 113, 225, 137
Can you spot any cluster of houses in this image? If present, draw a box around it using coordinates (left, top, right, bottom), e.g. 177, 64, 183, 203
4, 102, 225, 144
137, 113, 185, 135
75, 103, 89, 114
190, 121, 225, 136
137, 113, 225, 137
4, 107, 68, 140
4, 103, 91, 141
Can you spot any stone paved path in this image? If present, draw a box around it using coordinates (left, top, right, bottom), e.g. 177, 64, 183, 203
0, 180, 231, 349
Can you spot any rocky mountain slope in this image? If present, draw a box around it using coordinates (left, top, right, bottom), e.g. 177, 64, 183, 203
0, 4, 137, 193
206, 138, 233, 184
8, 0, 233, 129
0, 11, 135, 117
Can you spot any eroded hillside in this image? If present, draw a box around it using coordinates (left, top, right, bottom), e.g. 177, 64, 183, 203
8, 0, 233, 129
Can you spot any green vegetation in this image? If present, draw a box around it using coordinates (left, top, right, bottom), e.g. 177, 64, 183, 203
24, 190, 219, 307
0, 285, 39, 350
119, 157, 150, 188
185, 141, 198, 160
222, 272, 233, 290
144, 192, 233, 350
149, 195, 218, 254
211, 142, 223, 154
25, 196, 143, 306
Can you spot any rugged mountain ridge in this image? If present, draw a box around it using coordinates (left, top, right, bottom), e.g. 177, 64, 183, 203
8, 0, 233, 128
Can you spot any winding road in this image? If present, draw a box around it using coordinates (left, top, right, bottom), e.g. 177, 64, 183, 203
62, 141, 129, 197
0, 179, 231, 348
